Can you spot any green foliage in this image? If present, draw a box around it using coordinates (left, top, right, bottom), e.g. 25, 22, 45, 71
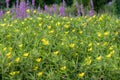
1, 13, 120, 79
114, 0, 120, 16
93, 0, 109, 12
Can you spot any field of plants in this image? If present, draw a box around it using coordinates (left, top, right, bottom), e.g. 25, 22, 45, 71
0, 12, 120, 80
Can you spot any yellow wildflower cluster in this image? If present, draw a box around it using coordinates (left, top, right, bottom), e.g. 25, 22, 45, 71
78, 72, 85, 78
36, 58, 42, 62
69, 43, 75, 48
9, 71, 20, 76
60, 66, 66, 71
41, 38, 49, 45
23, 53, 29, 57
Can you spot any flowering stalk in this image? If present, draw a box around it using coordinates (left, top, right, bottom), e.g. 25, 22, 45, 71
52, 4, 56, 14
49, 7, 53, 15
59, 6, 65, 16
17, 1, 27, 18
16, 0, 19, 8
32, 0, 35, 7
6, 0, 10, 8
44, 5, 49, 13
80, 4, 84, 16
37, 5, 41, 13
0, 10, 3, 18
90, 0, 94, 16
76, 1, 80, 16
62, 0, 66, 6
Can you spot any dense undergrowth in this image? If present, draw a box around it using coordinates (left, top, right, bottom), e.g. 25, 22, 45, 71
0, 14, 120, 80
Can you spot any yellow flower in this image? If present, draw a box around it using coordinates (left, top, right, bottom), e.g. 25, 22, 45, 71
69, 43, 75, 48
64, 31, 69, 34
97, 32, 102, 37
26, 9, 30, 13
115, 32, 118, 35
106, 50, 115, 58
33, 66, 38, 71
109, 46, 113, 50
33, 10, 36, 14
9, 71, 20, 76
18, 44, 23, 48
56, 22, 60, 26
6, 11, 10, 14
80, 42, 83, 44
104, 31, 109, 36
1, 23, 6, 27
79, 31, 83, 34
41, 38, 49, 45
8, 47, 13, 51
23, 53, 29, 57
88, 47, 92, 52
72, 29, 75, 32
84, 57, 92, 65
3, 47, 7, 51
60, 66, 66, 71
15, 29, 19, 32
4, 18, 7, 21
97, 43, 100, 46
49, 30, 54, 34
47, 26, 51, 29
39, 23, 42, 27
36, 58, 41, 62
78, 72, 85, 78
64, 24, 69, 28
9, 71, 16, 76
21, 22, 24, 25
88, 43, 92, 47
37, 72, 43, 76
61, 42, 64, 45
6, 52, 11, 58
53, 51, 59, 55
15, 57, 20, 63
103, 42, 108, 46
106, 53, 112, 58
96, 56, 102, 60
38, 17, 42, 20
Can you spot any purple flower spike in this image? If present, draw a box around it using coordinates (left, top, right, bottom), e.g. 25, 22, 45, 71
89, 10, 94, 16
32, 0, 35, 7
90, 0, 94, 9
0, 10, 3, 18
76, 1, 79, 8
6, 0, 10, 8
52, 4, 56, 14
17, 1, 27, 18
62, 0, 66, 6
44, 5, 48, 13
59, 6, 65, 16
37, 5, 41, 13
49, 7, 53, 15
